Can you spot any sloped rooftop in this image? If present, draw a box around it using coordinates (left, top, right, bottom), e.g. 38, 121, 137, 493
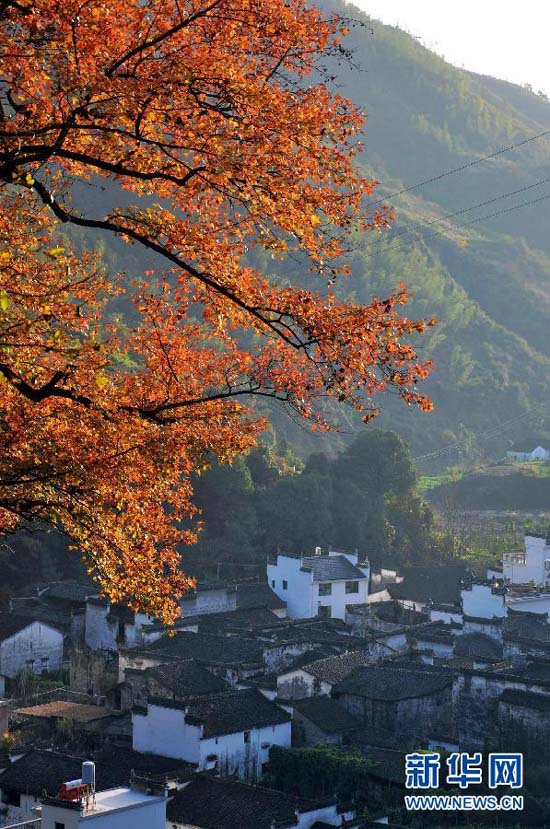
292, 696, 356, 735
453, 632, 503, 661
149, 688, 290, 738
234, 582, 286, 610
147, 631, 264, 666
148, 659, 228, 697
293, 649, 373, 685
389, 563, 470, 605
333, 664, 453, 701
300, 555, 367, 582
167, 774, 334, 829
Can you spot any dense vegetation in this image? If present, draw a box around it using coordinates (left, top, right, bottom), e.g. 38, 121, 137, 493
186, 429, 434, 580
428, 462, 550, 511
265, 744, 371, 807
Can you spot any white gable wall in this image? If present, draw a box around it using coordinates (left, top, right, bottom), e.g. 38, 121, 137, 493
133, 703, 202, 763
461, 584, 506, 620
0, 622, 63, 677
267, 557, 314, 618
132, 703, 291, 778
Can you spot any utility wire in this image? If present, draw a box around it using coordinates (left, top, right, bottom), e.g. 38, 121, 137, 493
361, 176, 550, 252
413, 409, 541, 464
369, 190, 550, 257
367, 126, 550, 210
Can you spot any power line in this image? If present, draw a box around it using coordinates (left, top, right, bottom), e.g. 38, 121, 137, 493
360, 175, 550, 253
368, 190, 550, 257
367, 126, 550, 210
413, 409, 541, 464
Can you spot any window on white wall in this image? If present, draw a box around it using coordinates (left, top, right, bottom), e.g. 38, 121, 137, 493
318, 605, 331, 619
318, 583, 332, 596
346, 581, 359, 594
282, 580, 288, 590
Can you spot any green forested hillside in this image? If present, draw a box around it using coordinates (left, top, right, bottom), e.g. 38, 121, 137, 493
265, 1, 550, 466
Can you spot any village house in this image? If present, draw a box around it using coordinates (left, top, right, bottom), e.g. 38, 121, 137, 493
496, 688, 550, 760
120, 658, 229, 710
506, 440, 550, 462
0, 614, 64, 678
454, 659, 550, 749
41, 777, 167, 829
277, 649, 374, 699
166, 774, 360, 829
461, 581, 506, 621
0, 747, 190, 822
388, 562, 470, 612
332, 663, 454, 737
179, 581, 287, 619
12, 698, 128, 747
267, 549, 369, 620
132, 687, 291, 779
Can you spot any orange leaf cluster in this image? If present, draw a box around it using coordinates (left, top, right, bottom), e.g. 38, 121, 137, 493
0, 0, 434, 622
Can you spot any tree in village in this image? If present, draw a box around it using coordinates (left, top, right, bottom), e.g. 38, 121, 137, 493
0, 0, 435, 622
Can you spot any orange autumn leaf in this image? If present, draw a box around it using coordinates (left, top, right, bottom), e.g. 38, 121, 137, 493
0, 0, 434, 623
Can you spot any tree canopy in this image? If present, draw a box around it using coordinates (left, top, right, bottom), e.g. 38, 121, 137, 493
0, 0, 433, 621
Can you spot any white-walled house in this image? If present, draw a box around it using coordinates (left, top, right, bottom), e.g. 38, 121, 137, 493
503, 533, 550, 586
40, 784, 166, 829
460, 579, 550, 629
267, 549, 369, 620
506, 443, 550, 462
133, 688, 291, 780
0, 614, 63, 677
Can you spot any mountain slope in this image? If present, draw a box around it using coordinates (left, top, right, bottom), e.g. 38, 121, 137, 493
292, 1, 550, 465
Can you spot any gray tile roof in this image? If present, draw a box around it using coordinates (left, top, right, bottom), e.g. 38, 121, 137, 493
234, 583, 286, 610
296, 649, 373, 684
39, 581, 98, 603
292, 696, 356, 735
453, 633, 503, 661
10, 599, 71, 631
166, 774, 332, 829
333, 664, 453, 701
147, 631, 264, 667
504, 611, 550, 645
151, 688, 291, 738
300, 555, 367, 582
389, 563, 470, 605
0, 747, 192, 798
148, 659, 228, 697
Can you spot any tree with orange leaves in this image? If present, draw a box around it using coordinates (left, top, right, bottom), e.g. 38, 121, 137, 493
0, 0, 434, 622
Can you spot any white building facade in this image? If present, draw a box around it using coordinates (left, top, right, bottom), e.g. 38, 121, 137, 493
132, 691, 291, 780
0, 619, 63, 678
503, 534, 550, 586
267, 550, 369, 620
40, 786, 166, 829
